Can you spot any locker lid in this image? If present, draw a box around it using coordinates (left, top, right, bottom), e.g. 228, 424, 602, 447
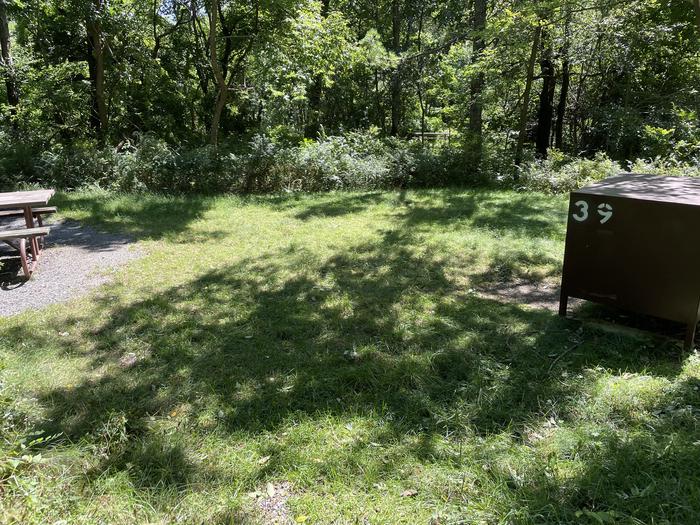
576, 173, 700, 206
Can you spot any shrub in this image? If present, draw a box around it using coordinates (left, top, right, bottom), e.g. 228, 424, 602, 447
517, 149, 700, 194
517, 151, 622, 194
3, 131, 699, 196
0, 129, 493, 194
35, 145, 119, 189
627, 155, 700, 178
290, 134, 391, 190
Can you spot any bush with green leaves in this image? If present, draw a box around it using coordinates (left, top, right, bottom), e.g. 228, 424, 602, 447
0, 131, 467, 194
517, 148, 700, 194
4, 131, 698, 196
627, 155, 700, 179
517, 150, 622, 194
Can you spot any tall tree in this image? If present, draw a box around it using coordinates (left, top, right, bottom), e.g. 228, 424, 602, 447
514, 23, 541, 167
204, 0, 259, 145
151, 0, 189, 59
86, 0, 108, 138
554, 5, 571, 151
535, 29, 555, 158
0, 0, 18, 117
389, 0, 401, 136
4, 0, 700, 169
304, 0, 330, 138
467, 0, 487, 168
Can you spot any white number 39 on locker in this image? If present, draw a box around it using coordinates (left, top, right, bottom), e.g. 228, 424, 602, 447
572, 200, 613, 224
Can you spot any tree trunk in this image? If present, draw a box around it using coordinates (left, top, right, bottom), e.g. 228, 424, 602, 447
86, 0, 108, 139
467, 0, 487, 169
189, 1, 210, 96
374, 70, 384, 132
151, 0, 161, 59
0, 1, 18, 117
390, 0, 401, 136
514, 24, 541, 168
210, 87, 227, 145
555, 58, 569, 150
304, 0, 330, 138
417, 84, 426, 140
554, 5, 571, 151
207, 0, 226, 145
205, 0, 258, 145
535, 34, 555, 158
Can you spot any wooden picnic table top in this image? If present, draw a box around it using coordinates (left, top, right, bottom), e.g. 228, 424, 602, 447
0, 189, 55, 210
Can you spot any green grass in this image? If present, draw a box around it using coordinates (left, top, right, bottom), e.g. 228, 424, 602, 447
1, 188, 699, 524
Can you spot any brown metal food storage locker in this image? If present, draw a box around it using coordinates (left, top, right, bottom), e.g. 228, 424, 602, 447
559, 173, 700, 349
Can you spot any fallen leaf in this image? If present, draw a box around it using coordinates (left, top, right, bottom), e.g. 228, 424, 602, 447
119, 353, 138, 367
401, 489, 418, 498
266, 482, 275, 497
258, 455, 271, 465
295, 516, 308, 523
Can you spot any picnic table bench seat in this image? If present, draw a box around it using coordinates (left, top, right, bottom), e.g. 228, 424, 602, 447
0, 189, 55, 280
0, 206, 57, 225
0, 226, 50, 279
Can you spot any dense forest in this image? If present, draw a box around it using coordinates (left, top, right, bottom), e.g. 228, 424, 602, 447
0, 0, 698, 192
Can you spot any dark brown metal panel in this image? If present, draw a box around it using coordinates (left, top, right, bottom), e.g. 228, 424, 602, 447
560, 174, 700, 348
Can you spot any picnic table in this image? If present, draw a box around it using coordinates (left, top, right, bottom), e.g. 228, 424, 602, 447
0, 189, 56, 278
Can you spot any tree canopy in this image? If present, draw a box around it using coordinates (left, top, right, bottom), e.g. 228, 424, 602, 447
0, 0, 698, 185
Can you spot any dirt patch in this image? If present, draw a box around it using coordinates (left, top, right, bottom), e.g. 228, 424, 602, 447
475, 278, 579, 312
476, 278, 688, 345
248, 481, 295, 525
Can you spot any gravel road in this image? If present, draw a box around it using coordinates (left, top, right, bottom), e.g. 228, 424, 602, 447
0, 218, 143, 317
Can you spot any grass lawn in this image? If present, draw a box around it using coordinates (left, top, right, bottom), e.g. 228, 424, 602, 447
1, 188, 699, 524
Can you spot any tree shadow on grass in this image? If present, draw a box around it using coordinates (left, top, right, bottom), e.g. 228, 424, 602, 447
514, 370, 700, 523
51, 188, 567, 244
396, 190, 567, 240
5, 190, 695, 521
7, 225, 684, 493
469, 193, 567, 239
291, 192, 387, 220
473, 249, 564, 285
51, 192, 216, 241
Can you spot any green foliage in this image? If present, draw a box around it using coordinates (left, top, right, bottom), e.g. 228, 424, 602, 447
4, 128, 699, 196
0, 0, 698, 189
628, 156, 700, 179
518, 147, 700, 194
517, 151, 621, 194
0, 131, 471, 193
0, 0, 699, 190
640, 108, 700, 162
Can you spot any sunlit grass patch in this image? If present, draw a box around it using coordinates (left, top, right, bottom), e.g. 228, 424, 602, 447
1, 188, 699, 524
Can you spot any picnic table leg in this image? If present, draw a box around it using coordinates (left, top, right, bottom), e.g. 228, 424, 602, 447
22, 205, 40, 260
18, 238, 32, 279
36, 213, 45, 248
